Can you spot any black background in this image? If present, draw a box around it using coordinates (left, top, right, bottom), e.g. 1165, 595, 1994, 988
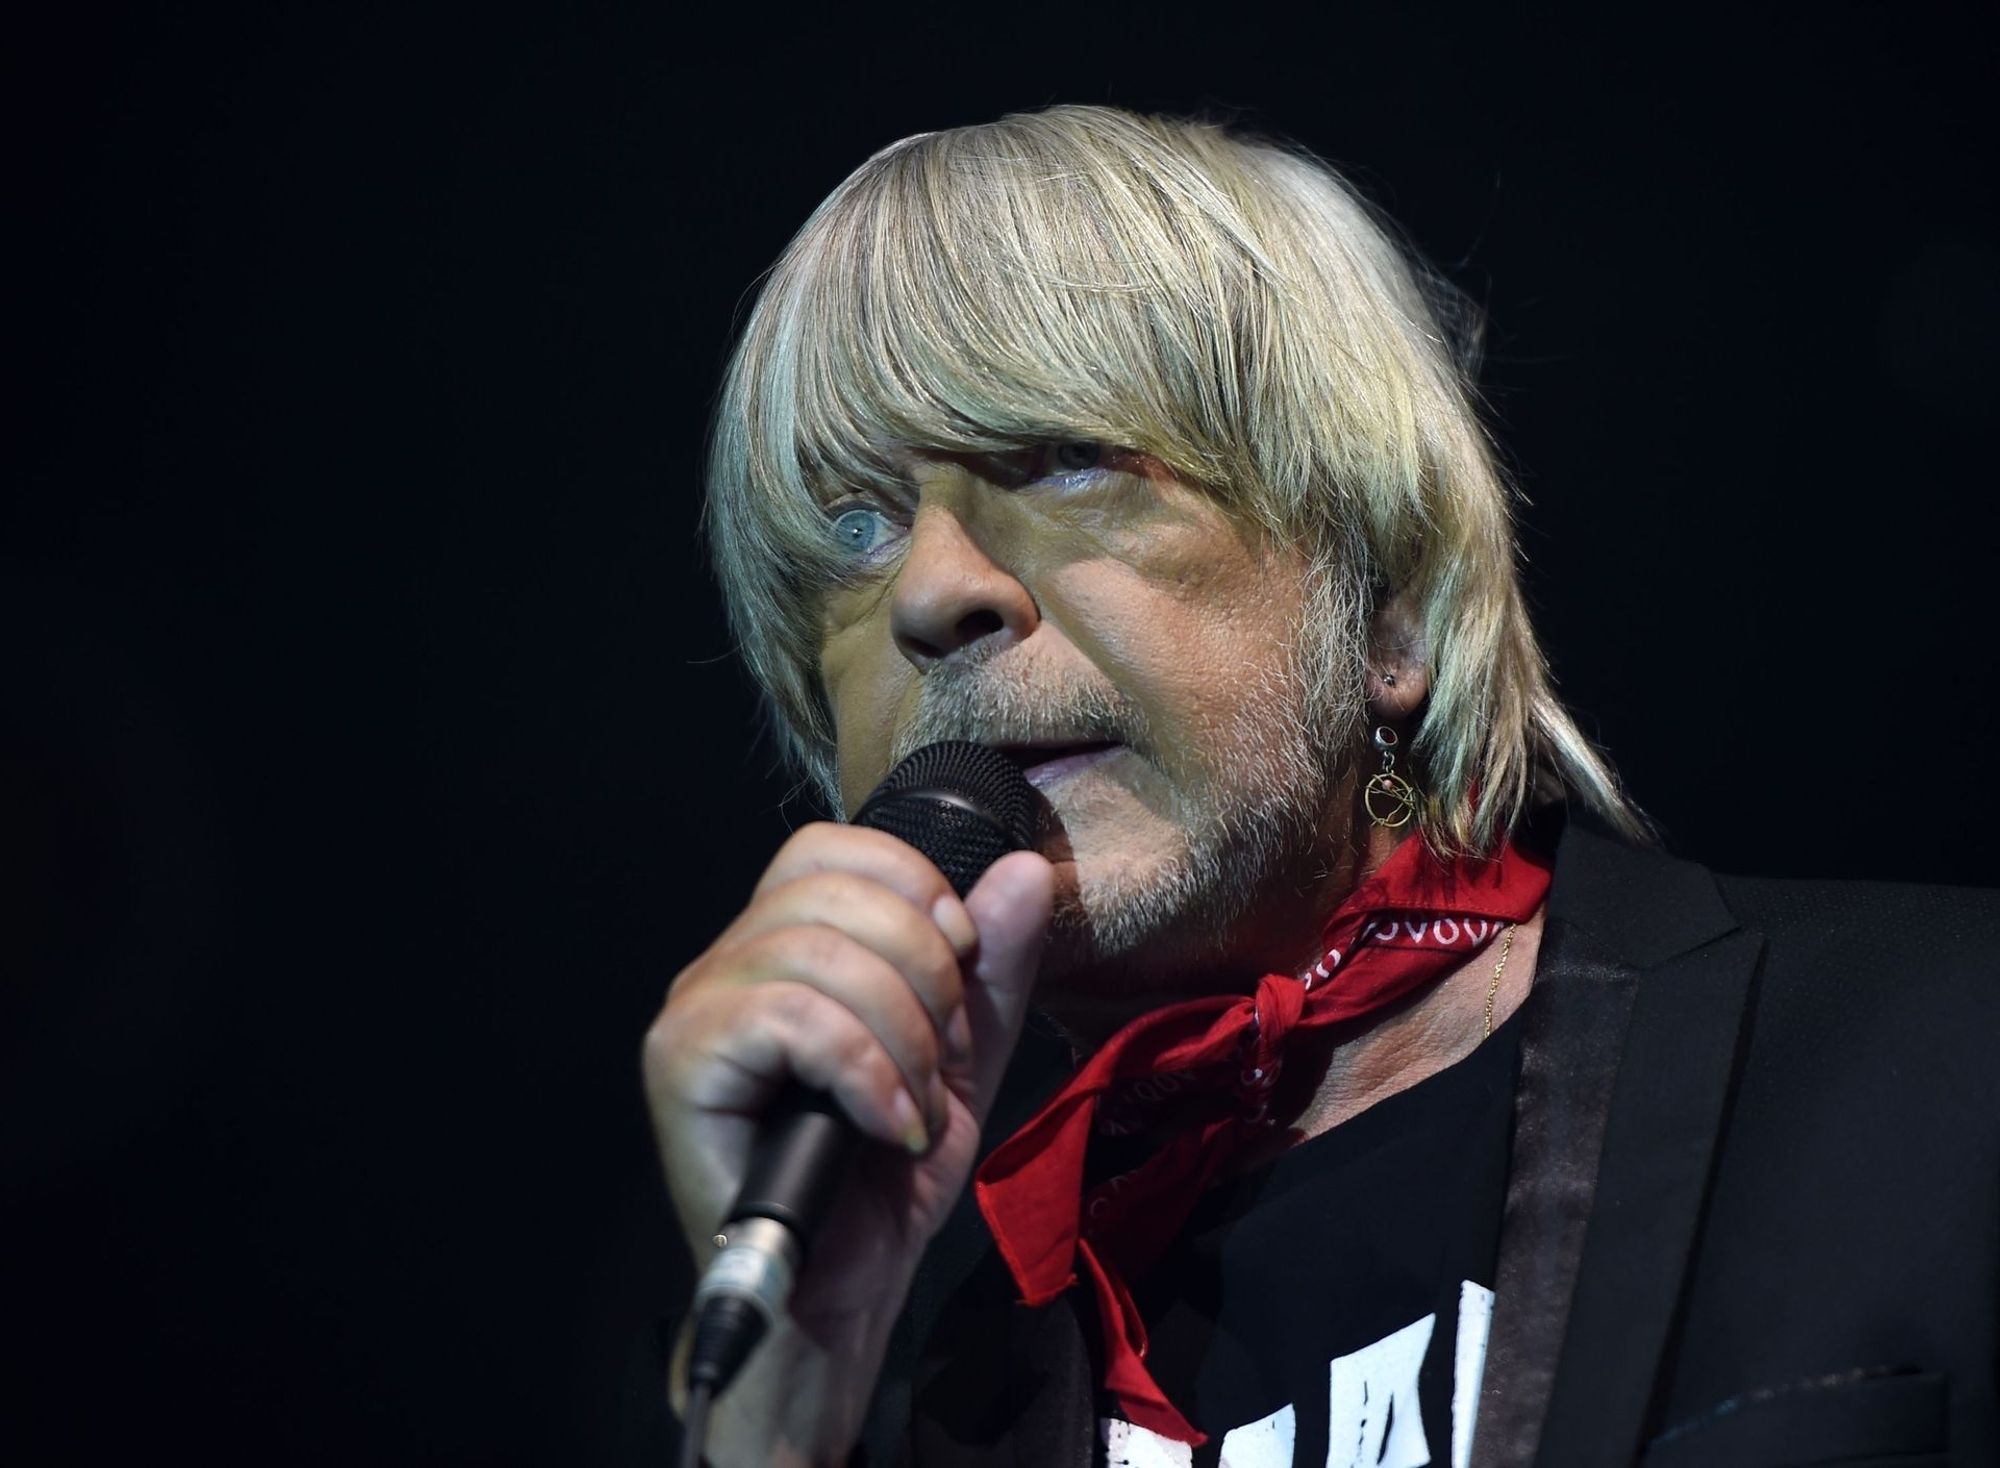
8, 3, 1997, 1462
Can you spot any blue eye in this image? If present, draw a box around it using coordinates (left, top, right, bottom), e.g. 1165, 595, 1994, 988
830, 506, 897, 556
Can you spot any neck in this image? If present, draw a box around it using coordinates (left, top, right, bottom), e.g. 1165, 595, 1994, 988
1253, 903, 1544, 1154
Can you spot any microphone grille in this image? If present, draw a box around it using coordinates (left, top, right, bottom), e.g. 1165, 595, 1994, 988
852, 742, 1036, 897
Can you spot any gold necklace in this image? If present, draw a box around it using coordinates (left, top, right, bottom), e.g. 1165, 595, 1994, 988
1482, 924, 1519, 1040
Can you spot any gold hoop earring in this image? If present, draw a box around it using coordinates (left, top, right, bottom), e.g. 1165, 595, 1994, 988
1364, 725, 1420, 829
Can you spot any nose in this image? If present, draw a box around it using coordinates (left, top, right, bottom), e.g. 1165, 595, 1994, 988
888, 499, 1039, 669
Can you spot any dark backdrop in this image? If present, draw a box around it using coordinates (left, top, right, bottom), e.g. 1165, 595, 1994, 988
8, 4, 1996, 1463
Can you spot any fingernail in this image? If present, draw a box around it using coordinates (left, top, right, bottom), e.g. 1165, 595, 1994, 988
943, 1005, 972, 1066
932, 895, 977, 958
892, 1086, 929, 1156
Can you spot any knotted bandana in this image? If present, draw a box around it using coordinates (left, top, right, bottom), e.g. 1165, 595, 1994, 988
973, 835, 1551, 1444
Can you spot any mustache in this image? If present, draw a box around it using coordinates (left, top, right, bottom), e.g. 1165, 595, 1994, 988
889, 660, 1151, 766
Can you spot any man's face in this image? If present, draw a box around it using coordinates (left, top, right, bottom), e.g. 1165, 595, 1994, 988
818, 444, 1355, 994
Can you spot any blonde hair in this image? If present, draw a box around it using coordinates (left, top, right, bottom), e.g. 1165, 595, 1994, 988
705, 105, 1646, 852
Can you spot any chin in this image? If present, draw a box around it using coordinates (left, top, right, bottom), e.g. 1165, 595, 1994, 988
1032, 772, 1338, 995
1034, 836, 1244, 991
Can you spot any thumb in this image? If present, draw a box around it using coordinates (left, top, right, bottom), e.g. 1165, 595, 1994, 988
958, 848, 1056, 1116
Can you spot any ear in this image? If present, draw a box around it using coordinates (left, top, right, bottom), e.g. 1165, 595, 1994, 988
1365, 588, 1430, 723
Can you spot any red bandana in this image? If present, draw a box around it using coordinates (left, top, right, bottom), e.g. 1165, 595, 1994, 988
973, 835, 1551, 1445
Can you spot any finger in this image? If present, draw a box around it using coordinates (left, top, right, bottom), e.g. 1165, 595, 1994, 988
753, 823, 977, 956
958, 849, 1056, 1115
647, 978, 931, 1158
644, 982, 931, 1247
702, 923, 948, 1132
715, 870, 966, 1042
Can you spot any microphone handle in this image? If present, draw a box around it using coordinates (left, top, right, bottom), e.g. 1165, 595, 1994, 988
686, 1092, 856, 1396
725, 1088, 855, 1250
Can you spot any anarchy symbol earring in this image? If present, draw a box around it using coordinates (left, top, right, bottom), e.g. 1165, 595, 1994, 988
1364, 725, 1420, 829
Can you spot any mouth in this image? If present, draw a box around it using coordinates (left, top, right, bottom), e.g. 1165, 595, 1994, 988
994, 740, 1126, 789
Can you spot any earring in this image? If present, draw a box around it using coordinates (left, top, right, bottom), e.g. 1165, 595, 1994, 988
1364, 725, 1420, 829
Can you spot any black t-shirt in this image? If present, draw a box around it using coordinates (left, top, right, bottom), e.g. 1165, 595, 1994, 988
1105, 1008, 1524, 1467
635, 1010, 1526, 1468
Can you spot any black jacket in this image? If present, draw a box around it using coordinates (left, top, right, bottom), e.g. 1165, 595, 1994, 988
848, 817, 2000, 1466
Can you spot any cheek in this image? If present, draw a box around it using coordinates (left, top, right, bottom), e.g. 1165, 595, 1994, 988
1051, 550, 1305, 757
819, 616, 915, 811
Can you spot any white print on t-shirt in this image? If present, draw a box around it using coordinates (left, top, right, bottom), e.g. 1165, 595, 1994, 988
1098, 1281, 1497, 1468
1450, 1282, 1495, 1468
1325, 1312, 1432, 1466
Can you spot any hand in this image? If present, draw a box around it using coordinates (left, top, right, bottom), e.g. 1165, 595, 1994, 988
644, 821, 1055, 1332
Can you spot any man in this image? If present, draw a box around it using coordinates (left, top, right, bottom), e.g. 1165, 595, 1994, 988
641, 106, 1999, 1466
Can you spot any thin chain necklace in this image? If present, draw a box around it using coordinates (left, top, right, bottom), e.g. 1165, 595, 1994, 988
1482, 923, 1519, 1039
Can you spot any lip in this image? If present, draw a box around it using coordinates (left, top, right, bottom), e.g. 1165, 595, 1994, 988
1004, 741, 1125, 789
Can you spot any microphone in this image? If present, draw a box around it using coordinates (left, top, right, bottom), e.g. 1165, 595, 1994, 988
680, 741, 1037, 1412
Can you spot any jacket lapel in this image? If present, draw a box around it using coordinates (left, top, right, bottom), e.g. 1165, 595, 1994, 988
1471, 912, 1641, 1466
1473, 820, 1760, 1467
